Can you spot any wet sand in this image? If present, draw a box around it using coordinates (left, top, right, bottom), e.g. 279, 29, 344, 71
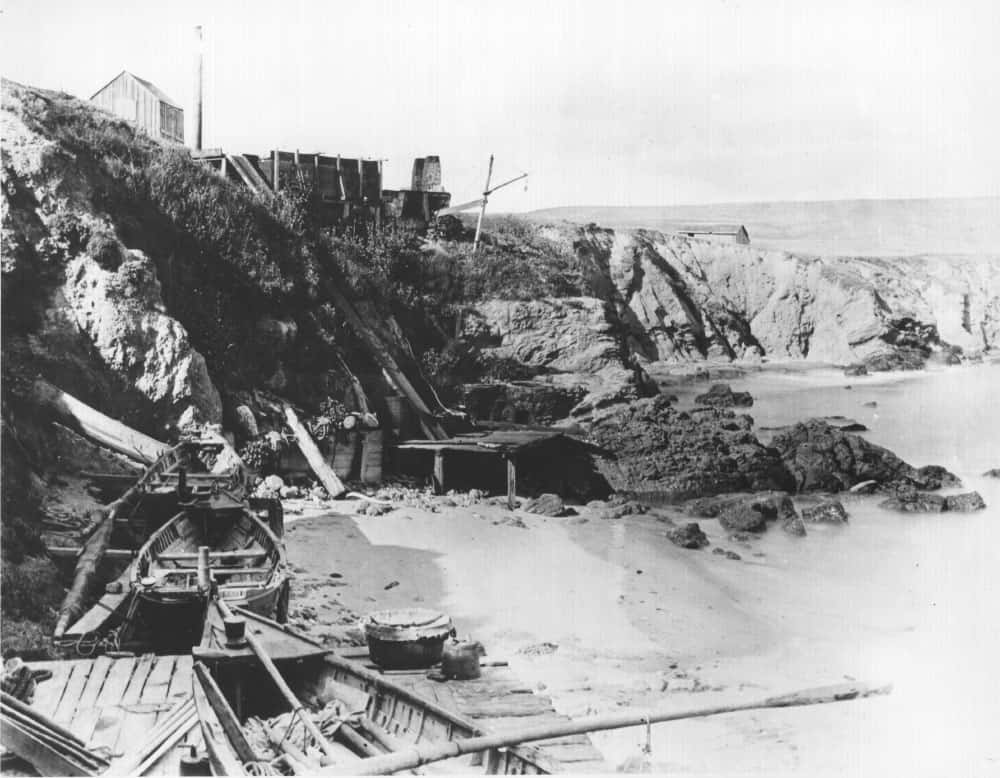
283, 361, 1000, 776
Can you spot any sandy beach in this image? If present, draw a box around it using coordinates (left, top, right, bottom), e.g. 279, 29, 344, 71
280, 362, 1000, 776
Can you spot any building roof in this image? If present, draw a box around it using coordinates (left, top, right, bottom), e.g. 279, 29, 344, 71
91, 70, 183, 110
674, 223, 747, 235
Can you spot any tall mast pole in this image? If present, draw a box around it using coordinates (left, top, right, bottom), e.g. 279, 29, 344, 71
194, 25, 204, 150
472, 154, 494, 254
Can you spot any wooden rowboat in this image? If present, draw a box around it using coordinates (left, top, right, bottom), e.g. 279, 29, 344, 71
130, 510, 289, 649
191, 603, 558, 775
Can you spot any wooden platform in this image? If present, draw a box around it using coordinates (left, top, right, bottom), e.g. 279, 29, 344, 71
24, 654, 202, 775
340, 652, 608, 772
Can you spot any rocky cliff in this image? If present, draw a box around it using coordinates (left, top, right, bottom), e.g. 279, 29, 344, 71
464, 224, 1000, 377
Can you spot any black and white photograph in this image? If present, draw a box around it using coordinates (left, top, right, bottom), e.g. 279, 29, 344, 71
1, 1, 998, 775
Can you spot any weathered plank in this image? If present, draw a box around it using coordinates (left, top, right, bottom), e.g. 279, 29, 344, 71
111, 654, 156, 755
68, 655, 114, 743
86, 657, 137, 752
52, 661, 91, 726
29, 660, 83, 720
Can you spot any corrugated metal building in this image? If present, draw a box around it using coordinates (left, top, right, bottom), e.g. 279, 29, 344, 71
90, 71, 184, 144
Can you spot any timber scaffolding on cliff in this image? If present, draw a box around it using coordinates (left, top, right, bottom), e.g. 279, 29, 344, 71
190, 149, 451, 229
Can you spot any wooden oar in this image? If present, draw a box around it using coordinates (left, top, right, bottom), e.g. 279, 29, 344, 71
214, 598, 341, 761
322, 681, 892, 776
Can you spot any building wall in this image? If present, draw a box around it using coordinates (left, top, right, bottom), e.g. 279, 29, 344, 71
92, 73, 160, 138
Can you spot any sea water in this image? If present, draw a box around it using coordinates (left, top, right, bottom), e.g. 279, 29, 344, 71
592, 361, 1000, 776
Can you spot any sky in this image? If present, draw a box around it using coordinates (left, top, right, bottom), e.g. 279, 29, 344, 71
2, 0, 998, 211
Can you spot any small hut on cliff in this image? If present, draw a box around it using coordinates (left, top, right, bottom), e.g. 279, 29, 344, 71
91, 71, 184, 144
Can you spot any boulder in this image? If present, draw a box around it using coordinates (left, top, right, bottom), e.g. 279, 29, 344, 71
878, 492, 947, 513
802, 500, 849, 524
716, 493, 797, 534
522, 493, 568, 517
694, 383, 754, 408
983, 469, 1000, 479
843, 364, 869, 376
586, 498, 645, 520
781, 514, 807, 536
944, 492, 986, 512
666, 523, 710, 549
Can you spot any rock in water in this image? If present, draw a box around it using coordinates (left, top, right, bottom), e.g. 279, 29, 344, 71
944, 492, 986, 512
666, 523, 710, 549
802, 500, 850, 524
694, 383, 754, 408
781, 514, 807, 536
982, 469, 1000, 478
522, 493, 567, 517
589, 395, 793, 499
770, 419, 959, 493
716, 493, 798, 533
878, 492, 947, 513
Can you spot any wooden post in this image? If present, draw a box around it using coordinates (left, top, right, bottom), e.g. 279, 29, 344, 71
506, 454, 516, 510
193, 26, 203, 151
197, 546, 211, 593
358, 159, 365, 202
432, 450, 445, 495
473, 154, 494, 253
284, 406, 346, 498
272, 149, 280, 192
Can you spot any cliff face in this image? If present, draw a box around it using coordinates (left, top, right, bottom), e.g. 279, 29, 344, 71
467, 224, 1000, 374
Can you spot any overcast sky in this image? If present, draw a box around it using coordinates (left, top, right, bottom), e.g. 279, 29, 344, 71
3, 0, 998, 211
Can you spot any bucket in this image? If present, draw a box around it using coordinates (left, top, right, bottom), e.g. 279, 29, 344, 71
441, 639, 484, 680
361, 609, 453, 669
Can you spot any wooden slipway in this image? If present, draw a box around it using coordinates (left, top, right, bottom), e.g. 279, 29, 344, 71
338, 649, 609, 772
24, 654, 202, 774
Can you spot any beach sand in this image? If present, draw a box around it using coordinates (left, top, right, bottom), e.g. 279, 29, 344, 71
282, 362, 1000, 776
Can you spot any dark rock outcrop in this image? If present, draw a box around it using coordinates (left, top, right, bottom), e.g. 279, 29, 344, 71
771, 419, 959, 493
666, 522, 710, 549
690, 492, 799, 534
879, 492, 947, 513
802, 500, 850, 524
694, 383, 754, 408
944, 492, 987, 512
589, 396, 793, 500
983, 469, 1000, 478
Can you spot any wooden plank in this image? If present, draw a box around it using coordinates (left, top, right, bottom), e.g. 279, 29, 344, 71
52, 661, 92, 727
285, 406, 346, 498
139, 655, 178, 728
86, 657, 137, 753
29, 661, 81, 720
160, 656, 194, 722
432, 450, 445, 494
110, 654, 157, 755
69, 655, 114, 744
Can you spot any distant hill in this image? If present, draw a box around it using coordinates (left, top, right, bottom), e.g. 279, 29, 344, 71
526, 197, 1000, 257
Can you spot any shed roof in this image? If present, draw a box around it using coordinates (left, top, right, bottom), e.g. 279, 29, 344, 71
396, 430, 568, 455
91, 70, 182, 109
674, 223, 747, 235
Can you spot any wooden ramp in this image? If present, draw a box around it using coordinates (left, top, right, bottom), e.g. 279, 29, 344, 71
339, 651, 608, 772
26, 654, 202, 775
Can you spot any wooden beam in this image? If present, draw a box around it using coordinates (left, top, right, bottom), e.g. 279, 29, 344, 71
432, 450, 445, 495
284, 406, 346, 499
506, 455, 517, 510
32, 380, 168, 465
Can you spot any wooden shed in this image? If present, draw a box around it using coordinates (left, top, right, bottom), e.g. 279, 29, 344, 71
675, 224, 750, 244
91, 71, 184, 144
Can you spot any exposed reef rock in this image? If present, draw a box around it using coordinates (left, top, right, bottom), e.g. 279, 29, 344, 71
944, 492, 987, 512
769, 420, 959, 493
666, 522, 710, 549
694, 383, 754, 408
802, 500, 850, 524
589, 395, 793, 499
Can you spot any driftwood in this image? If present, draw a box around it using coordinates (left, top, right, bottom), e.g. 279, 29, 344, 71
284, 406, 346, 499
32, 379, 168, 465
324, 682, 892, 776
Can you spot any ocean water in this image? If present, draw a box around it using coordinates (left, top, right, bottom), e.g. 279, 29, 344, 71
618, 362, 1000, 775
